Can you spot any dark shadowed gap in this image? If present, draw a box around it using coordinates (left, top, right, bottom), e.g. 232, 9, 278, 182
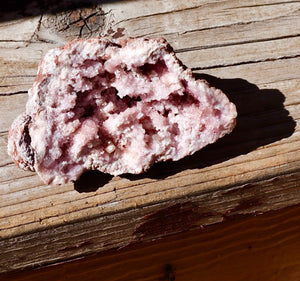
74, 170, 113, 192
0, 0, 120, 22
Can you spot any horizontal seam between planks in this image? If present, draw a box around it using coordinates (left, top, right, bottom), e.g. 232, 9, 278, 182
259, 77, 300, 85
0, 84, 31, 88
0, 91, 27, 96
178, 146, 300, 179
0, 75, 35, 79
191, 57, 300, 74
227, 108, 299, 119
229, 1, 300, 10
115, 1, 299, 25
175, 34, 300, 53
0, 40, 31, 44
176, 12, 300, 36
191, 54, 300, 70
285, 101, 300, 107
114, 4, 206, 25
0, 173, 38, 186
0, 162, 14, 168
130, 9, 300, 38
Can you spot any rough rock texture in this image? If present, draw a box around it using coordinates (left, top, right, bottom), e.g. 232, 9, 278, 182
8, 37, 237, 185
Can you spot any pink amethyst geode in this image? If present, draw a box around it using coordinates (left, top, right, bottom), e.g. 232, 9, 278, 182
8, 37, 237, 185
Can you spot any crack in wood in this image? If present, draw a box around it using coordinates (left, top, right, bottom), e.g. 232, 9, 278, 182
0, 84, 31, 88
191, 54, 300, 70
115, 1, 299, 31
37, 6, 109, 41
0, 1, 299, 275
0, 39, 32, 43
0, 173, 37, 186
175, 10, 300, 37
231, 0, 300, 10
24, 14, 44, 46
0, 162, 14, 169
176, 12, 300, 37
114, 4, 205, 25
175, 34, 300, 53
0, 195, 119, 232
57, 10, 101, 35
0, 75, 35, 79
0, 91, 27, 96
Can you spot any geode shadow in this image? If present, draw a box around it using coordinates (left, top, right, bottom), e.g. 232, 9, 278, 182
74, 170, 113, 193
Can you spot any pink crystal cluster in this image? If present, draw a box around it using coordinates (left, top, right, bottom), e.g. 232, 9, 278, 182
8, 37, 237, 185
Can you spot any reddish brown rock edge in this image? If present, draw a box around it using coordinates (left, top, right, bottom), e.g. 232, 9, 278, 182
8, 37, 237, 185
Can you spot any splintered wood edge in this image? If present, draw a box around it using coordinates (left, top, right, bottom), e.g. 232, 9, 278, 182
0, 170, 300, 273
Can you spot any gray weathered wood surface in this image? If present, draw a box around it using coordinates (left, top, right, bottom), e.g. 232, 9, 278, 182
0, 0, 299, 273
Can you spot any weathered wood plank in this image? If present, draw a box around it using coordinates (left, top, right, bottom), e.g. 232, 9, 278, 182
110, 0, 300, 37
178, 36, 300, 69
198, 57, 300, 85
0, 17, 40, 42
1, 172, 300, 273
0, 0, 299, 274
1, 204, 299, 281
166, 11, 300, 51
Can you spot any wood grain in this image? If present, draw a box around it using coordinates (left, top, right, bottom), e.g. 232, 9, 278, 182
1, 204, 299, 281
0, 0, 299, 273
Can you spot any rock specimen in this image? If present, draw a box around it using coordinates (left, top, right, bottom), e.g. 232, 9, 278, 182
8, 37, 237, 185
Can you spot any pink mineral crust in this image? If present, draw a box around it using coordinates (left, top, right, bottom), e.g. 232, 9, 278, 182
8, 37, 237, 185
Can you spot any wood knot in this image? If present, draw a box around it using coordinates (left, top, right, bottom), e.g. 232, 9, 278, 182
39, 6, 109, 41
